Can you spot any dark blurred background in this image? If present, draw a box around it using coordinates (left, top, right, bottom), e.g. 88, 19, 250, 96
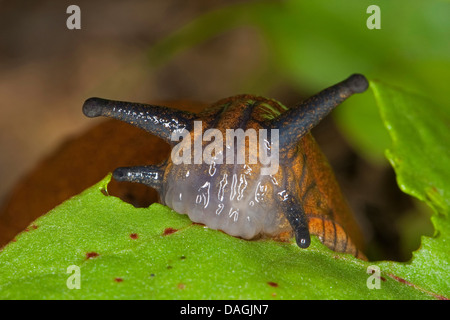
0, 0, 252, 203
1, 0, 447, 261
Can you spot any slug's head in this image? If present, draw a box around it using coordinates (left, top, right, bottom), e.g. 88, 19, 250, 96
82, 74, 368, 252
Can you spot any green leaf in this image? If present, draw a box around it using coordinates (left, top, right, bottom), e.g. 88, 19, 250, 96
0, 174, 445, 299
372, 81, 450, 213
371, 81, 450, 297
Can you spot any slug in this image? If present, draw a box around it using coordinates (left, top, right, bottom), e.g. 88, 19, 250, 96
82, 74, 368, 259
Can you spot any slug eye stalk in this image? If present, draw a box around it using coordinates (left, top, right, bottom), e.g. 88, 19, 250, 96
271, 74, 369, 154
82, 97, 196, 146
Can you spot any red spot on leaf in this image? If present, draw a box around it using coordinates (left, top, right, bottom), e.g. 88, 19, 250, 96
267, 281, 278, 288
390, 274, 408, 284
130, 233, 138, 239
163, 227, 178, 236
115, 278, 123, 283
86, 252, 99, 259
177, 283, 185, 289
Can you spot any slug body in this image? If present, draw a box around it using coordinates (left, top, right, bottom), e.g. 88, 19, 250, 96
83, 74, 368, 259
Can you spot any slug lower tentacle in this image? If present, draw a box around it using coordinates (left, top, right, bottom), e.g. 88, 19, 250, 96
82, 74, 369, 259
113, 165, 166, 193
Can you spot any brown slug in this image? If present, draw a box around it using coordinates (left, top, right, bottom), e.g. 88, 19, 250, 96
82, 74, 368, 259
